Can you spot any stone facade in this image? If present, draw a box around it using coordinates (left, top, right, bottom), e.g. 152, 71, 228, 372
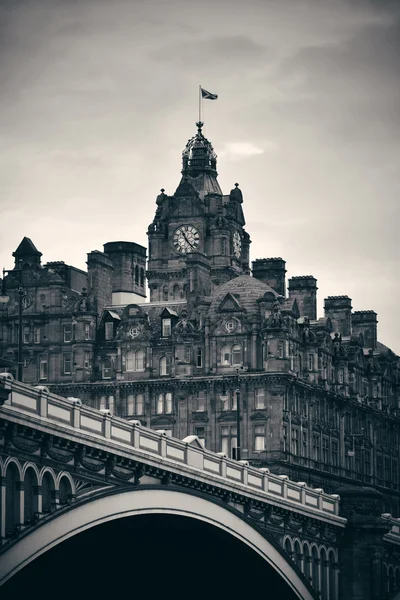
1, 121, 399, 520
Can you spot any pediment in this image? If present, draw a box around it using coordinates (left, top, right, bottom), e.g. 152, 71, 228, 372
218, 293, 243, 313
151, 415, 175, 426
217, 411, 239, 423
182, 435, 204, 449
250, 411, 269, 421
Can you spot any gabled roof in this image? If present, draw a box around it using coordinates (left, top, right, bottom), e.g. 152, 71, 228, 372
12, 237, 42, 257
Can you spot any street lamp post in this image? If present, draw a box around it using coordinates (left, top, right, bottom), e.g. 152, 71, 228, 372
220, 367, 243, 461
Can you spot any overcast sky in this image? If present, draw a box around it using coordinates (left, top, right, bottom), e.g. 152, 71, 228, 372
1, 0, 399, 353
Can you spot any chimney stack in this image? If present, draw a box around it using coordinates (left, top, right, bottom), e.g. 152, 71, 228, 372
288, 276, 318, 320
252, 258, 286, 297
352, 311, 378, 350
324, 296, 352, 336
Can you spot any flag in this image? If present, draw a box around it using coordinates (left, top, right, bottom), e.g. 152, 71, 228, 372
201, 87, 218, 100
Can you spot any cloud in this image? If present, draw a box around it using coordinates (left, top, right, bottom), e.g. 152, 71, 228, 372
218, 142, 271, 161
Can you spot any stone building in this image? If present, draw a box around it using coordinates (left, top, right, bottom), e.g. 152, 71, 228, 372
1, 121, 399, 517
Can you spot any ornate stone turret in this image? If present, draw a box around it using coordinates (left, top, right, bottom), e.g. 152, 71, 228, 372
12, 237, 42, 270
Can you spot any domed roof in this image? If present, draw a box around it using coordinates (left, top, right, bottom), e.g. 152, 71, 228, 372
208, 274, 279, 321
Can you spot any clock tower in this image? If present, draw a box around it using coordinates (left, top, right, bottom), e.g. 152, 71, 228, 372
146, 122, 251, 302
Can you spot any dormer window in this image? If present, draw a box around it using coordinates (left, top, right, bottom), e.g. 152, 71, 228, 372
162, 318, 171, 337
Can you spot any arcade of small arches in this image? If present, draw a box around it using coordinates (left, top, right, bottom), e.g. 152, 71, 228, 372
0, 457, 75, 540
384, 562, 400, 598
283, 534, 338, 600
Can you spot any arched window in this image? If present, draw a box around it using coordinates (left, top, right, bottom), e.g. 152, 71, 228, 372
140, 267, 145, 287
24, 467, 38, 524
125, 350, 134, 371
59, 476, 73, 505
102, 358, 112, 379
163, 286, 169, 301
172, 284, 180, 301
5, 463, 20, 537
221, 345, 231, 366
160, 356, 170, 376
298, 353, 302, 375
42, 472, 55, 514
134, 264, 139, 284
135, 349, 145, 371
197, 347, 203, 368
232, 344, 242, 366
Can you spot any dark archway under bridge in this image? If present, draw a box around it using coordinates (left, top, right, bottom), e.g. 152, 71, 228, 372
3, 513, 300, 599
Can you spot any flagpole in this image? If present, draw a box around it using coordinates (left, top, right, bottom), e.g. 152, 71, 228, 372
198, 85, 201, 122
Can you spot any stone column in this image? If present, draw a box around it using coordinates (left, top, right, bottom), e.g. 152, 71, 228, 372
0, 477, 6, 542
336, 486, 391, 600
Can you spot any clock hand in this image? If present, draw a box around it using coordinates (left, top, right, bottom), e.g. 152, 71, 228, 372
182, 231, 195, 250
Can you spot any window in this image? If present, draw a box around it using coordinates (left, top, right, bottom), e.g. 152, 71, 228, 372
322, 437, 329, 463
221, 345, 231, 366
385, 457, 390, 485
255, 388, 266, 409
377, 454, 383, 483
84, 352, 90, 369
104, 322, 113, 341
332, 439, 339, 466
184, 346, 191, 363
102, 358, 112, 379
135, 264, 139, 284
63, 324, 72, 343
364, 449, 371, 477
140, 268, 145, 287
302, 431, 308, 457
157, 392, 172, 414
34, 326, 40, 344
163, 287, 169, 301
278, 341, 284, 358
194, 426, 205, 447
292, 428, 299, 455
392, 459, 398, 487
283, 425, 288, 453
159, 356, 170, 376
172, 285, 180, 301
221, 238, 227, 255
14, 325, 19, 344
254, 425, 265, 452
84, 323, 90, 340
293, 392, 300, 413
63, 353, 72, 375
162, 318, 171, 337
313, 434, 320, 461
231, 344, 242, 366
221, 425, 237, 458
222, 389, 237, 411
135, 350, 145, 371
23, 326, 30, 344
126, 394, 144, 416
196, 347, 203, 368
125, 350, 134, 371
339, 368, 344, 384
196, 391, 205, 412
39, 359, 48, 380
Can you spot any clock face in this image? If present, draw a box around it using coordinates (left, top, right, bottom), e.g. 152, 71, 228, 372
173, 225, 200, 254
21, 294, 33, 310
233, 231, 241, 258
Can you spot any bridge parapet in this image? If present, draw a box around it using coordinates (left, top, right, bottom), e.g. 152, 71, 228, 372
0, 374, 341, 520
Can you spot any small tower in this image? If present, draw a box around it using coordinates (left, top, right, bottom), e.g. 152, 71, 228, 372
12, 237, 42, 270
324, 296, 352, 336
103, 241, 147, 306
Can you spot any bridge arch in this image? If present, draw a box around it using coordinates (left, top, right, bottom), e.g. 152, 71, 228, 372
0, 486, 316, 599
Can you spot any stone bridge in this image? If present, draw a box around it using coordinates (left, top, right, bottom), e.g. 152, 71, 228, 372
0, 374, 398, 599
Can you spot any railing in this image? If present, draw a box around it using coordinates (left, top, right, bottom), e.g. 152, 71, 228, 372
0, 374, 342, 519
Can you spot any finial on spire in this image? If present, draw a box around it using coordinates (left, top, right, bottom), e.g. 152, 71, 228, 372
235, 183, 239, 187
196, 121, 204, 133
